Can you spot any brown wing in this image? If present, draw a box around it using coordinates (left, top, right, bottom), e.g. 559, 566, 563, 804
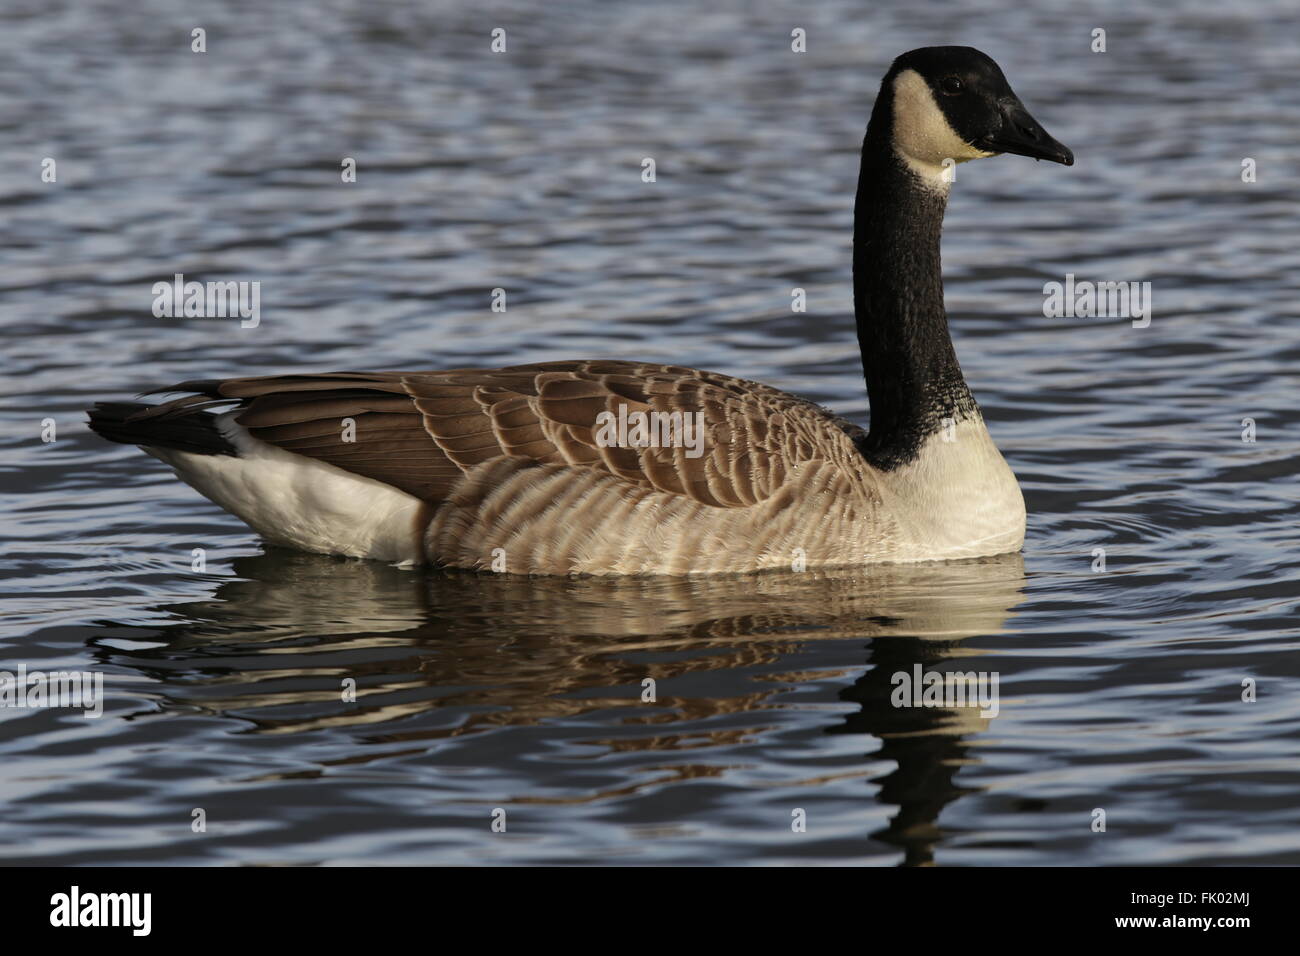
146, 361, 867, 507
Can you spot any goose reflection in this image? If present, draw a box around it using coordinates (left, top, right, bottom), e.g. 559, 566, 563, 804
92, 551, 1025, 865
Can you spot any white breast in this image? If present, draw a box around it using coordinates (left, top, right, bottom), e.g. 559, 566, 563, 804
874, 417, 1026, 560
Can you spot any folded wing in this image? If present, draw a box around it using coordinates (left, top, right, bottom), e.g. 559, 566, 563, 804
140, 361, 868, 508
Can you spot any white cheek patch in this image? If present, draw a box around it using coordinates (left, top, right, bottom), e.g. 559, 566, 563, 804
890, 69, 993, 185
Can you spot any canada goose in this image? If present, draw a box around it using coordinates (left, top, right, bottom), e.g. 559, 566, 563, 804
88, 46, 1072, 576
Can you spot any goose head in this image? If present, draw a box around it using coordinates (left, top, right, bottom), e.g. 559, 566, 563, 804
879, 46, 1073, 184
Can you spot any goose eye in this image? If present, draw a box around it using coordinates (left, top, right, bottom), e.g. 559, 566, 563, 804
940, 76, 965, 95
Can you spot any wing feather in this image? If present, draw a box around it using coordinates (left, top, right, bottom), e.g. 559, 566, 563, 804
143, 361, 865, 508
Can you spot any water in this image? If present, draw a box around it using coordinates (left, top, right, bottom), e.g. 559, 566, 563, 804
2, 0, 1298, 865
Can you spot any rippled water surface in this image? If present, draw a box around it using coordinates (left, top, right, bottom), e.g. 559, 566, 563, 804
2, 0, 1299, 865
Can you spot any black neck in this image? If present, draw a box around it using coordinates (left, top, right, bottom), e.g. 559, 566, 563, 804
852, 121, 977, 470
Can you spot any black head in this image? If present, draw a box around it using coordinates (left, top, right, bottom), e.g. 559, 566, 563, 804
879, 46, 1073, 176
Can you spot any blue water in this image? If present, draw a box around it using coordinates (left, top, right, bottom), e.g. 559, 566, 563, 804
1, 0, 1298, 864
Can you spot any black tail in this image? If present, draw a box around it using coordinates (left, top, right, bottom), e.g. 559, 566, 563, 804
87, 401, 238, 456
